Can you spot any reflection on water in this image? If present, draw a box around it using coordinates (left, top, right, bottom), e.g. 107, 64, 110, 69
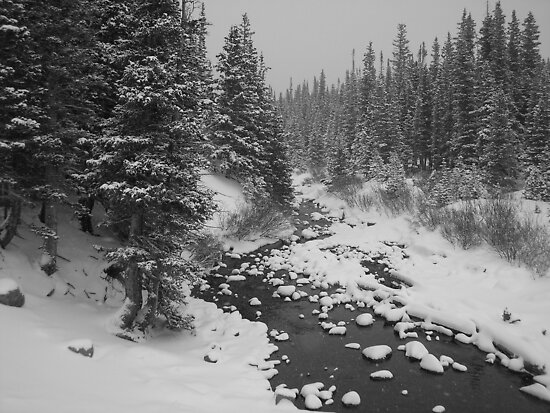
198, 201, 550, 413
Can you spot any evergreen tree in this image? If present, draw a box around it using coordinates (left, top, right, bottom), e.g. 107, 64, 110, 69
85, 0, 214, 334
480, 87, 518, 188
431, 34, 454, 169
452, 11, 478, 164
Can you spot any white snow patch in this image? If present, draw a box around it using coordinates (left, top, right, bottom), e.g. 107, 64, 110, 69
420, 354, 444, 374
341, 391, 361, 406
355, 313, 374, 326
362, 345, 392, 361
370, 370, 394, 380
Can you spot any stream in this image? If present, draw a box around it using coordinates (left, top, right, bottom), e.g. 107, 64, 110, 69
197, 199, 550, 412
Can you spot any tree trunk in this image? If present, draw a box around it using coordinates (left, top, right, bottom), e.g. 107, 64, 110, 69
118, 211, 143, 330
40, 197, 58, 276
0, 193, 22, 249
78, 195, 95, 234
139, 275, 160, 332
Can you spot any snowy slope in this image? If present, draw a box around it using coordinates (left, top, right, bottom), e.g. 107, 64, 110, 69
292, 173, 550, 402
0, 190, 297, 412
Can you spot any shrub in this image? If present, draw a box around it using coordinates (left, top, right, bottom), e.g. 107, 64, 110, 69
188, 232, 224, 268
220, 200, 292, 240
479, 199, 522, 261
439, 201, 483, 249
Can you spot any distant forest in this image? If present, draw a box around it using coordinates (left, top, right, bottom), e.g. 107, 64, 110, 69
278, 2, 549, 199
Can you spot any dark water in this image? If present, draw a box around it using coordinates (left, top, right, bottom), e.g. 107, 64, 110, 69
197, 200, 550, 413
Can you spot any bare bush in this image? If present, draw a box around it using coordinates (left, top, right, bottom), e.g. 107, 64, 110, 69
188, 232, 224, 268
480, 199, 550, 276
220, 200, 292, 240
377, 185, 416, 216
439, 201, 483, 249
480, 199, 522, 261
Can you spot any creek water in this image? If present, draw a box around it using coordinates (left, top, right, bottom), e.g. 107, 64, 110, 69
198, 200, 550, 413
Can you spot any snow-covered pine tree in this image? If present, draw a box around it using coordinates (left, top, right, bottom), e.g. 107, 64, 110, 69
211, 14, 292, 205
480, 87, 518, 188
452, 11, 478, 165
85, 0, 214, 334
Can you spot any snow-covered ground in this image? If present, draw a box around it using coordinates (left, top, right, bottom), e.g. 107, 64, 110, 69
288, 172, 550, 402
2, 171, 550, 412
0, 178, 297, 413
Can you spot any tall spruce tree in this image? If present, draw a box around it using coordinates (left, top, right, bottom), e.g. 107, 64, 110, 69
84, 0, 214, 334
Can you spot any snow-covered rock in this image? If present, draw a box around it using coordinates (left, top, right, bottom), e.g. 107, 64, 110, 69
355, 313, 374, 326
249, 297, 261, 306
328, 326, 346, 335
520, 383, 550, 402
370, 370, 394, 380
420, 354, 444, 374
362, 345, 392, 361
304, 394, 322, 410
341, 391, 361, 406
0, 278, 24, 308
300, 382, 324, 398
452, 362, 467, 372
404, 341, 429, 360
277, 285, 296, 297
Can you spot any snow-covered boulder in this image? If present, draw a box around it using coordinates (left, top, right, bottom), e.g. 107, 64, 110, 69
277, 285, 296, 297
341, 391, 361, 406
362, 345, 392, 361
67, 339, 94, 358
404, 341, 429, 360
420, 354, 444, 374
304, 394, 322, 410
355, 313, 374, 326
0, 278, 24, 308
370, 370, 394, 380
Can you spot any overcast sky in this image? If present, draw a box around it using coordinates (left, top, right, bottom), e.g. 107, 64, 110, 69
202, 0, 550, 95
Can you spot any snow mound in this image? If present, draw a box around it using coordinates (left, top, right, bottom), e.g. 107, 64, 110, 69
0, 278, 19, 294
328, 326, 346, 335
520, 383, 550, 402
277, 285, 296, 297
420, 354, 444, 374
370, 370, 394, 380
405, 341, 429, 360
355, 313, 374, 326
304, 394, 322, 410
341, 391, 361, 406
362, 345, 392, 361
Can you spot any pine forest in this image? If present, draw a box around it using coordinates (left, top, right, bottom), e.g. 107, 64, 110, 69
1, 1, 550, 412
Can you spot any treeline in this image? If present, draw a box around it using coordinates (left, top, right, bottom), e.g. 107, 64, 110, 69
0, 0, 291, 335
279, 2, 550, 199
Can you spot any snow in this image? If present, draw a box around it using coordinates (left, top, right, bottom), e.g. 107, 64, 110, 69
341, 391, 361, 406
370, 370, 394, 380
276, 285, 296, 297
355, 312, 374, 326
432, 405, 446, 413
328, 326, 346, 335
249, 297, 261, 306
0, 203, 293, 413
289, 177, 550, 400
420, 354, 445, 374
304, 394, 322, 410
362, 345, 392, 361
452, 362, 468, 372
0, 278, 19, 294
520, 383, 550, 402
405, 341, 429, 360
